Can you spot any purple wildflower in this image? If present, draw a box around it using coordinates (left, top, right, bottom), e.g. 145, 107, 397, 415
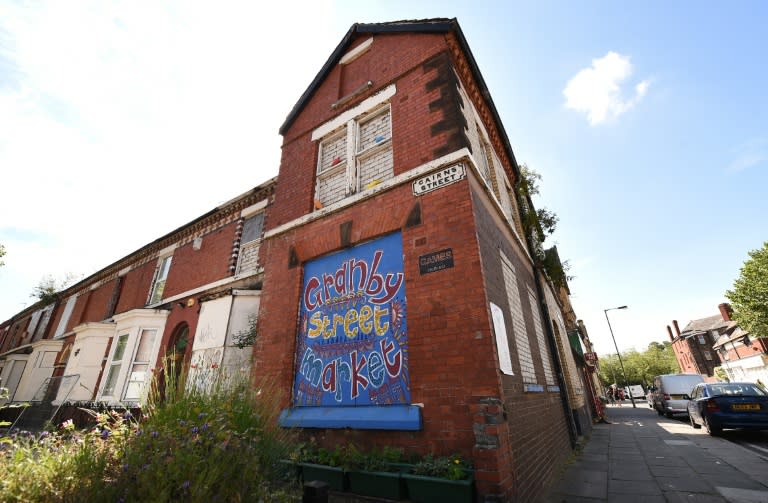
198, 412, 207, 419
201, 422, 209, 431
101, 429, 111, 439
182, 480, 190, 490
191, 426, 199, 434
151, 431, 159, 438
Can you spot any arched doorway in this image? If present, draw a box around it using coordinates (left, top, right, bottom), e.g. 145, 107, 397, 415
162, 323, 189, 399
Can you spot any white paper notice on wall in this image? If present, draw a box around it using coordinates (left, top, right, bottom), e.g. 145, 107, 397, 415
490, 302, 514, 375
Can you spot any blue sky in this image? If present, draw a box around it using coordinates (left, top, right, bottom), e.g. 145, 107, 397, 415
1, 1, 766, 357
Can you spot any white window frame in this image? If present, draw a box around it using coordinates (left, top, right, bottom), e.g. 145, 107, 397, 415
123, 328, 158, 401
315, 104, 393, 206
235, 203, 267, 277
312, 84, 396, 209
148, 254, 173, 305
101, 333, 129, 398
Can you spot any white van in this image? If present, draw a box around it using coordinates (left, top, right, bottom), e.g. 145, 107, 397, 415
649, 374, 706, 418
624, 385, 646, 400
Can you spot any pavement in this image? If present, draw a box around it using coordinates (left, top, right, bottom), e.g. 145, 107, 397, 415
544, 403, 768, 503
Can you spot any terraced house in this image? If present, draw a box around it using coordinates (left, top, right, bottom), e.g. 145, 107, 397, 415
0, 18, 596, 502
254, 19, 592, 501
0, 179, 274, 417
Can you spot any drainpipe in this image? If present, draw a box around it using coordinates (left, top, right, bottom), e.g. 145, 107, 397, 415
514, 182, 578, 448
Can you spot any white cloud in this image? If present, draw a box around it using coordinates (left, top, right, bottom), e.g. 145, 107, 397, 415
0, 1, 337, 318
727, 138, 767, 172
563, 51, 650, 125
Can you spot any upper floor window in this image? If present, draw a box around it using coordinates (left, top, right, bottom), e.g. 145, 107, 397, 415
235, 212, 265, 277
698, 335, 706, 345
315, 105, 393, 208
148, 255, 172, 305
310, 85, 397, 210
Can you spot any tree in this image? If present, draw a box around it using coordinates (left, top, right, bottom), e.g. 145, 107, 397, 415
598, 341, 678, 388
726, 242, 768, 338
31, 273, 80, 305
0, 243, 5, 267
518, 164, 559, 239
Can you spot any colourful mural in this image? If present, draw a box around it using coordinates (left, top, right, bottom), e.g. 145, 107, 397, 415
293, 232, 409, 407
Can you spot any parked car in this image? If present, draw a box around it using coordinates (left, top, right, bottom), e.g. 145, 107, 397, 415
686, 382, 768, 436
649, 374, 706, 418
624, 385, 646, 400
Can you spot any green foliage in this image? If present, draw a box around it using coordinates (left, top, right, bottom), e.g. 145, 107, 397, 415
412, 453, 471, 481
31, 273, 80, 305
542, 247, 574, 290
714, 366, 730, 383
518, 163, 559, 239
232, 313, 258, 349
0, 371, 300, 503
0, 243, 5, 267
598, 341, 679, 388
726, 242, 768, 338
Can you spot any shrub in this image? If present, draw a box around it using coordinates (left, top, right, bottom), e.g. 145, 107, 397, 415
412, 453, 472, 480
0, 369, 301, 502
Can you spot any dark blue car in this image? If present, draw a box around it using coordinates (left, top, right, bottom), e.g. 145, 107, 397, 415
686, 382, 768, 436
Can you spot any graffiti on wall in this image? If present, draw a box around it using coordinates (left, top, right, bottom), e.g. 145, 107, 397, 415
293, 232, 409, 407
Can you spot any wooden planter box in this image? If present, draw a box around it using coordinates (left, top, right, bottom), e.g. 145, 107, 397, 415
402, 473, 474, 503
300, 462, 347, 492
347, 469, 406, 500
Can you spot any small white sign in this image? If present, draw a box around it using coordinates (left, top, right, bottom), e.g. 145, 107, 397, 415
490, 302, 514, 375
412, 164, 466, 196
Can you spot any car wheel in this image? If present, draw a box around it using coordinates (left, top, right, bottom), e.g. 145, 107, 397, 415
689, 415, 701, 429
704, 418, 722, 436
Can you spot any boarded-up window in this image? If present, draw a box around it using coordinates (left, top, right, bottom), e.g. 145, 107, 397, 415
528, 286, 555, 385
500, 251, 536, 383
316, 105, 393, 208
236, 213, 265, 277
53, 296, 77, 339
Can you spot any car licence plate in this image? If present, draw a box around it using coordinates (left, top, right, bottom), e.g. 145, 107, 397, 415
732, 404, 760, 411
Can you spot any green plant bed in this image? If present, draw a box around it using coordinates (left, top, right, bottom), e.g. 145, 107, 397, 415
402, 473, 474, 503
348, 469, 406, 500
277, 459, 302, 483
300, 462, 347, 492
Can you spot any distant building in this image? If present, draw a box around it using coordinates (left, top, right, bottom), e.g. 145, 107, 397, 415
667, 303, 768, 385
711, 304, 768, 384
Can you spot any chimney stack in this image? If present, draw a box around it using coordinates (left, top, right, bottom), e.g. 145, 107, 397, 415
718, 303, 732, 322
667, 325, 675, 341
673, 320, 681, 337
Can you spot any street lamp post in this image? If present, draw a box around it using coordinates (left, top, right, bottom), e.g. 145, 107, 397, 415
604, 305, 636, 408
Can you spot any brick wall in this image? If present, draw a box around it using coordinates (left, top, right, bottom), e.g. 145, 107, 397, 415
257, 27, 572, 501
270, 34, 465, 229
115, 261, 156, 313
162, 221, 237, 299
471, 183, 571, 501
79, 279, 118, 324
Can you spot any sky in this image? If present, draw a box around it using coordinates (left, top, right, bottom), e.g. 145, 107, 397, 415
1, 1, 767, 358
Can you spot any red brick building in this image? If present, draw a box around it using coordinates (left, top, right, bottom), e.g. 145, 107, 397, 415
0, 180, 274, 411
254, 19, 577, 501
